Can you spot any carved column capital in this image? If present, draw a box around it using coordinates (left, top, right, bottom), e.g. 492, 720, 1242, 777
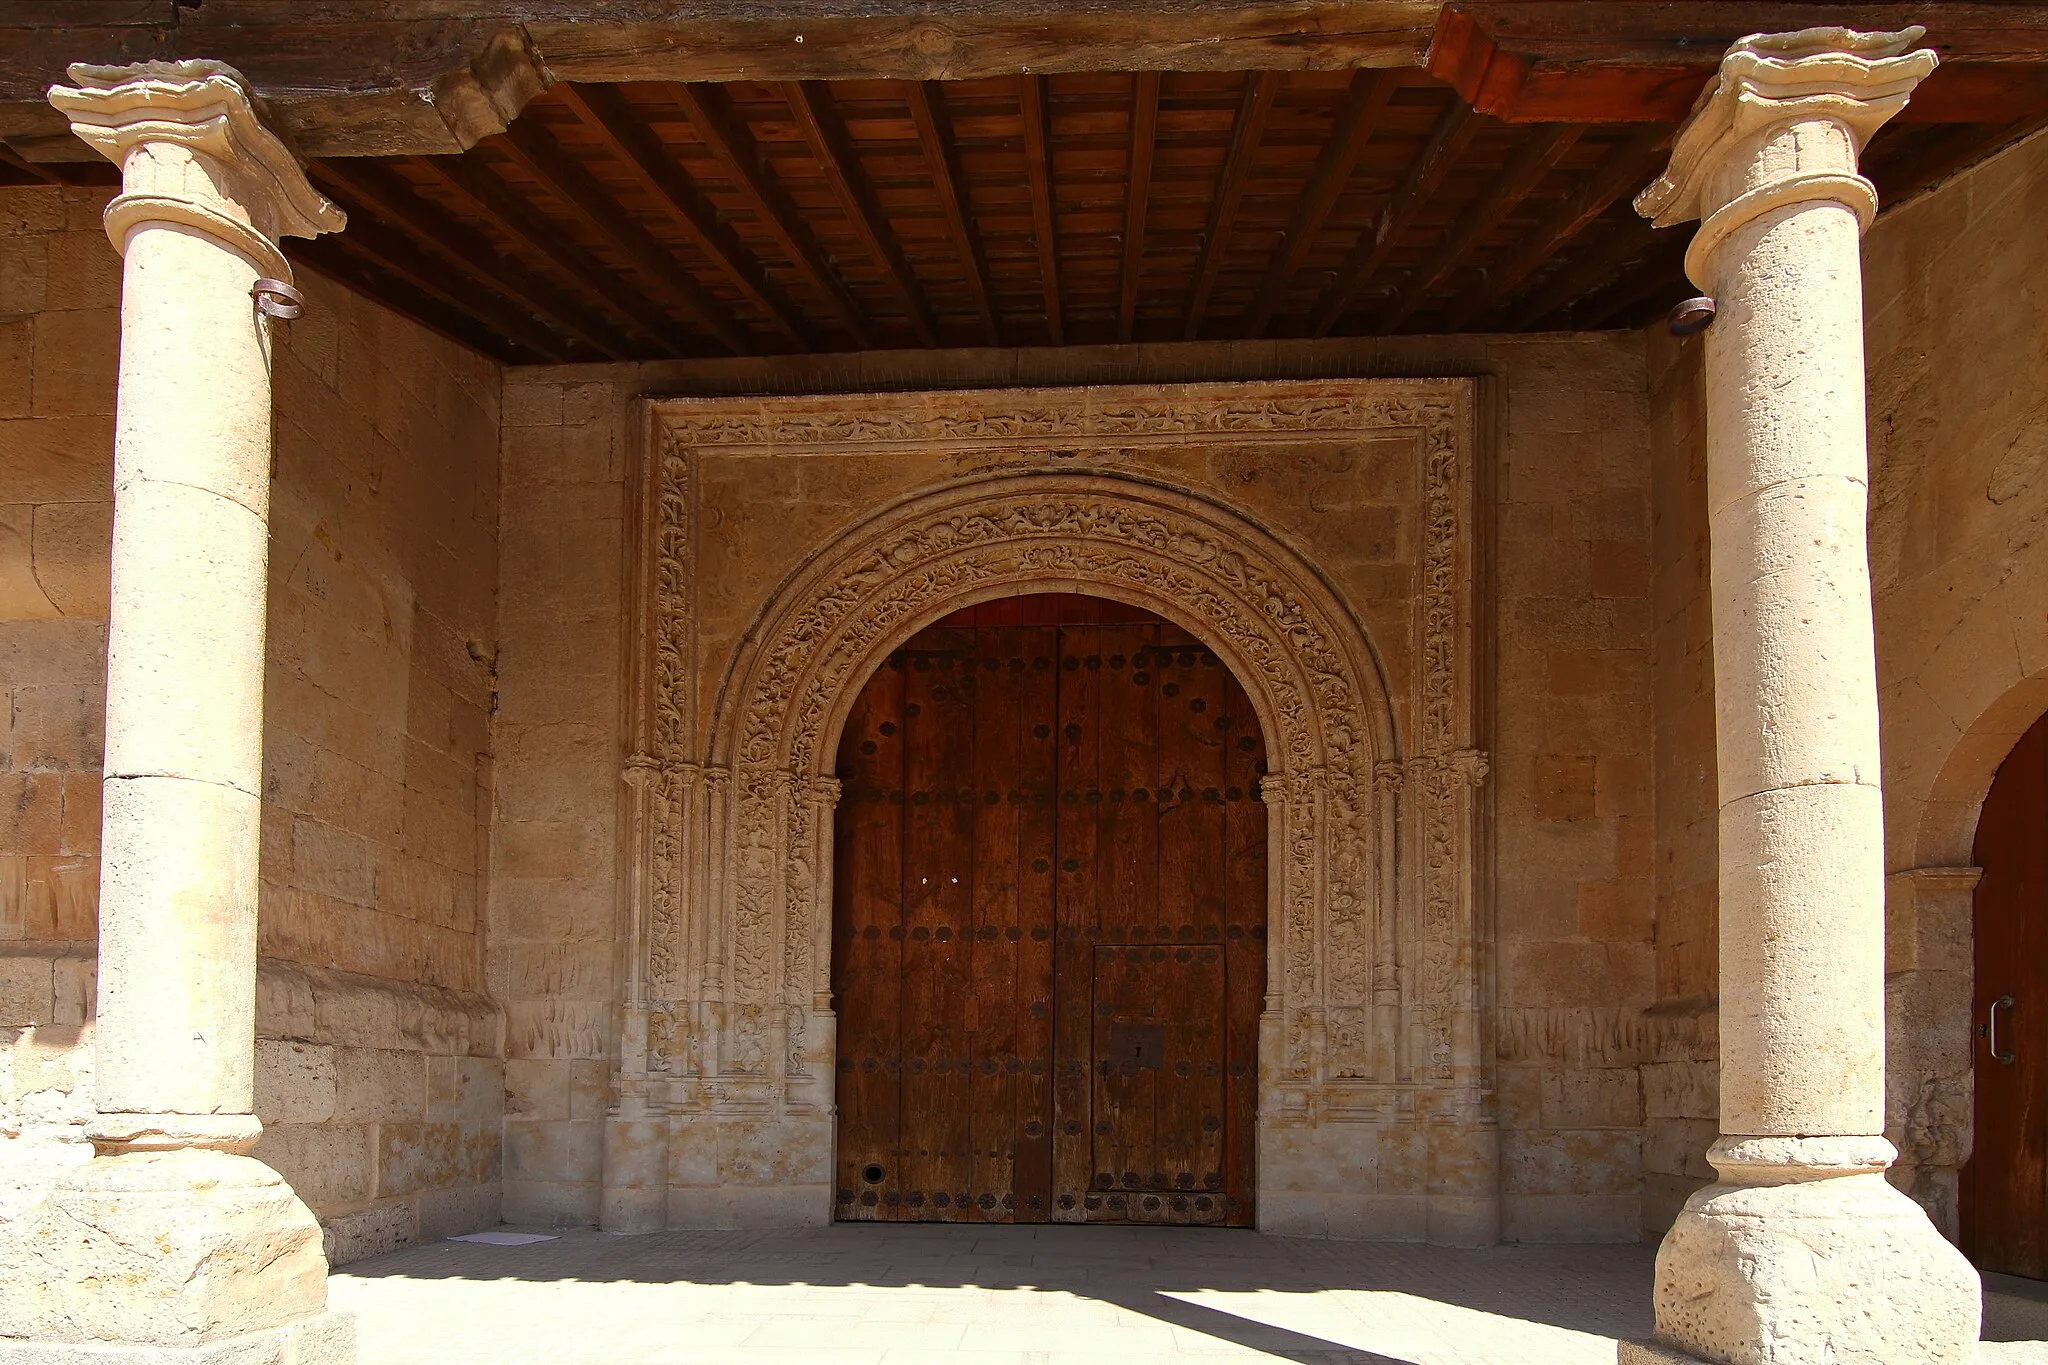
622, 750, 661, 790
1634, 27, 1936, 287
49, 59, 343, 278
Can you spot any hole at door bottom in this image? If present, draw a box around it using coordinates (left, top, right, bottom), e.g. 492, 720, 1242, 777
861, 1163, 885, 1184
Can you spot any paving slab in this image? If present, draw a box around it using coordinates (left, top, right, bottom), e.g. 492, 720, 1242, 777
328, 1223, 2048, 1364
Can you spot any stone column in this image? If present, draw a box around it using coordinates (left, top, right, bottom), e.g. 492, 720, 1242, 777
0, 61, 351, 1363
1625, 28, 1978, 1365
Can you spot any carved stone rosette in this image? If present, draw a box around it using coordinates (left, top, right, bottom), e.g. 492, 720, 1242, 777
609, 381, 1490, 1237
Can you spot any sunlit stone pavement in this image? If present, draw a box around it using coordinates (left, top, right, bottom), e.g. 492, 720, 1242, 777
330, 1223, 2048, 1363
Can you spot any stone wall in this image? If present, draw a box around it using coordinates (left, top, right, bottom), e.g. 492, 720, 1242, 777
494, 335, 1658, 1239
1635, 127, 2048, 1240
0, 184, 506, 1264
1861, 126, 2048, 1237
1641, 326, 1719, 1235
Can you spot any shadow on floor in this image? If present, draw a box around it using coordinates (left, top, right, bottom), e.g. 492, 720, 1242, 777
342, 1222, 1657, 1362
1987, 1272, 2048, 1343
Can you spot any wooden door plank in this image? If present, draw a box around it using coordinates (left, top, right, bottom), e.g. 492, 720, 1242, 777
899, 632, 978, 1220
1221, 655, 1269, 1227
1052, 621, 1102, 1220
831, 654, 906, 1221
1093, 622, 1162, 1220
1155, 637, 1230, 1222
1014, 626, 1060, 1222
969, 629, 1024, 1223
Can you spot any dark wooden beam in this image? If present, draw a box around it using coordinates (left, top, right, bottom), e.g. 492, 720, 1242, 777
785, 80, 937, 348
1183, 71, 1280, 341
417, 153, 690, 357
12, 4, 2048, 159
1309, 98, 1479, 336
906, 79, 1001, 346
311, 158, 632, 360
1582, 239, 1692, 330
1506, 212, 1663, 330
1018, 73, 1064, 346
1242, 70, 1393, 339
494, 117, 754, 354
556, 81, 814, 351
1119, 71, 1162, 344
1380, 121, 1580, 330
314, 213, 570, 361
290, 236, 521, 362
671, 81, 873, 348
0, 141, 57, 184
1870, 108, 2048, 207
1440, 123, 1670, 331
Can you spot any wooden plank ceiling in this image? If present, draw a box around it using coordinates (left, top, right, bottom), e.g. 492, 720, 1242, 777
6, 68, 2032, 362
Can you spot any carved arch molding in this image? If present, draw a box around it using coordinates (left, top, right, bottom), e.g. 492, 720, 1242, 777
612, 380, 1492, 1235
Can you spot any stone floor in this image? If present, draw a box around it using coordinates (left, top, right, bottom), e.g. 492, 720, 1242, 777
330, 1224, 2048, 1364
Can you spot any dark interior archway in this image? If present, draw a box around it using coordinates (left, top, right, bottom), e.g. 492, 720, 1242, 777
829, 592, 1270, 1225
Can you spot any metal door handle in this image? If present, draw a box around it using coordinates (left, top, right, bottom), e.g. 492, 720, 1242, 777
1989, 994, 2016, 1066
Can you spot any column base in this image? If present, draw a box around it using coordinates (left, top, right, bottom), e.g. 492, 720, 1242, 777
0, 1310, 352, 1363
0, 1150, 348, 1362
1643, 1137, 1979, 1365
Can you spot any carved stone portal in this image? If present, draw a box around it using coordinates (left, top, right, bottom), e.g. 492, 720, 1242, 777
604, 380, 1494, 1240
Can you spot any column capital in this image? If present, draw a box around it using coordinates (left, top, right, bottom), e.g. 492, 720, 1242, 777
1634, 27, 1935, 285
48, 59, 343, 278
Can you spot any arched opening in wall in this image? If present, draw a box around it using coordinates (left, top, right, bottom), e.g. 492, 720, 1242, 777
1962, 707, 2048, 1277
829, 592, 1269, 1226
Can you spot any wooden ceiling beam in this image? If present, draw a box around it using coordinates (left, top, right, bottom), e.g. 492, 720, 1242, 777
1183, 71, 1280, 341
1581, 239, 1692, 330
557, 82, 815, 351
906, 80, 1001, 347
784, 80, 936, 348
0, 141, 56, 184
311, 158, 632, 360
1241, 70, 1394, 339
1441, 123, 1671, 332
1380, 122, 1581, 331
494, 117, 754, 354
316, 215, 571, 362
671, 81, 874, 348
1308, 98, 1479, 336
1119, 72, 1162, 344
289, 238, 521, 362
1505, 212, 1663, 330
1018, 73, 1064, 347
12, 4, 2048, 160
416, 153, 690, 357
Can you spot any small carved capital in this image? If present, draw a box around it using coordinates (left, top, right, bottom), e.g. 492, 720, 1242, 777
49, 60, 344, 276
805, 775, 844, 807
1447, 747, 1490, 789
1258, 767, 1325, 808
622, 750, 660, 790
1635, 28, 1935, 285
1371, 759, 1404, 800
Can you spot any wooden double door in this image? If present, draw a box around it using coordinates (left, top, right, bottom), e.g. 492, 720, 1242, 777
1964, 709, 2048, 1276
831, 595, 1267, 1225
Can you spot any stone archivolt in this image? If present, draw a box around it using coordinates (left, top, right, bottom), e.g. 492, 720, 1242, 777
614, 380, 1490, 1234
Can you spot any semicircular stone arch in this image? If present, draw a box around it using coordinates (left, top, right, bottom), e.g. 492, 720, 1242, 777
611, 379, 1491, 1239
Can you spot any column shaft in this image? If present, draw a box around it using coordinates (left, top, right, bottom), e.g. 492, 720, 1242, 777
95, 212, 276, 1132
1704, 193, 1886, 1139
